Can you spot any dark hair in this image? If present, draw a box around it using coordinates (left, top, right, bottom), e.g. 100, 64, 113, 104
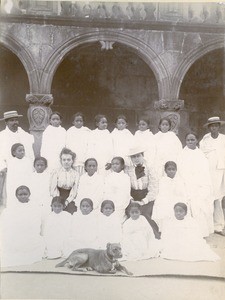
84, 158, 98, 170
158, 117, 172, 131
50, 111, 63, 120
60, 147, 76, 162
72, 112, 84, 123
111, 156, 125, 170
95, 114, 107, 125
15, 185, 30, 196
51, 196, 66, 208
137, 117, 150, 127
164, 161, 177, 171
185, 131, 198, 141
116, 114, 127, 124
11, 143, 24, 157
127, 202, 141, 215
34, 156, 48, 168
101, 200, 115, 213
80, 198, 93, 209
174, 202, 188, 213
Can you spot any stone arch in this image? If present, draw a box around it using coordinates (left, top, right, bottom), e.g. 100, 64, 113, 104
41, 30, 170, 100
0, 31, 40, 93
171, 37, 225, 100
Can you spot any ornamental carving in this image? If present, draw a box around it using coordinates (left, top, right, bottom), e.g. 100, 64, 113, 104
154, 99, 184, 111
27, 105, 52, 131
26, 94, 53, 106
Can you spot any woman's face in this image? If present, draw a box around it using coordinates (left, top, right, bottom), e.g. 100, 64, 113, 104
138, 120, 148, 132
61, 154, 73, 169
159, 119, 170, 133
97, 117, 108, 130
73, 116, 83, 129
116, 118, 127, 131
186, 134, 198, 150
50, 114, 61, 127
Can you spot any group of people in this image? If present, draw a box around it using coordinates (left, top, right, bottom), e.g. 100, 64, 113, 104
0, 110, 224, 268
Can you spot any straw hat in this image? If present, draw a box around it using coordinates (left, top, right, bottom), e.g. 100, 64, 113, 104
203, 116, 225, 127
0, 111, 23, 121
128, 146, 146, 156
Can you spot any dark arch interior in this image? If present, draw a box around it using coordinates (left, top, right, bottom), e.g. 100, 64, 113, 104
0, 44, 29, 131
180, 48, 225, 138
52, 42, 158, 132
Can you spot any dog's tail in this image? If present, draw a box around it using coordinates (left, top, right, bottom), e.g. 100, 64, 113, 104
55, 258, 68, 268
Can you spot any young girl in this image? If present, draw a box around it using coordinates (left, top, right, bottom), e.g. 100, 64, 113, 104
103, 157, 131, 223
96, 200, 122, 249
75, 158, 104, 211
121, 203, 160, 261
177, 132, 214, 237
154, 117, 182, 178
5, 143, 33, 206
41, 111, 66, 171
86, 114, 113, 175
160, 202, 220, 262
0, 186, 45, 267
43, 196, 72, 259
66, 112, 91, 175
111, 115, 134, 164
152, 161, 188, 231
134, 117, 156, 166
50, 148, 80, 215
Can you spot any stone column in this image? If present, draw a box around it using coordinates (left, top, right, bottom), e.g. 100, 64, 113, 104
26, 94, 53, 157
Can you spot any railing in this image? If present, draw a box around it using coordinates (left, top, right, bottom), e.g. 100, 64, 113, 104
1, 1, 225, 25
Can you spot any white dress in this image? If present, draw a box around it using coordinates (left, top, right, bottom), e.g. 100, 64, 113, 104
43, 211, 72, 258
103, 171, 131, 222
177, 146, 214, 237
111, 128, 134, 164
0, 201, 45, 267
96, 213, 122, 249
160, 216, 220, 262
154, 131, 182, 178
41, 125, 66, 171
121, 215, 160, 261
134, 129, 156, 166
66, 126, 91, 174
75, 172, 104, 211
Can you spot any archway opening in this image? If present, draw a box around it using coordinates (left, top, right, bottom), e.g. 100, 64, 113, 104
51, 42, 158, 132
0, 44, 29, 131
180, 48, 225, 138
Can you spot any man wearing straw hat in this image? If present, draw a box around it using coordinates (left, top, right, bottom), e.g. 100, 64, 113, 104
200, 116, 225, 236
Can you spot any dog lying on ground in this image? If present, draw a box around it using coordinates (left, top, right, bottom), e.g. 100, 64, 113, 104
55, 243, 133, 275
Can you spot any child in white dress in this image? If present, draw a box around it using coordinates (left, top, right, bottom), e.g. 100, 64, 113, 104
96, 200, 122, 249
160, 202, 220, 262
154, 117, 182, 178
0, 186, 45, 267
75, 158, 104, 211
121, 203, 160, 261
87, 114, 113, 175
43, 196, 72, 259
41, 112, 66, 171
66, 112, 91, 175
103, 157, 131, 223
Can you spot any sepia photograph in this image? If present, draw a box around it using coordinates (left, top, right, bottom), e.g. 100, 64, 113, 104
0, 0, 225, 299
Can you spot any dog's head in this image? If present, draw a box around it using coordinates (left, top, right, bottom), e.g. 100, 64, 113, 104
106, 243, 123, 259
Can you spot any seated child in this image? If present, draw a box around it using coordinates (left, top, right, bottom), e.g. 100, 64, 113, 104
75, 158, 104, 211
152, 161, 188, 231
43, 196, 72, 259
96, 200, 122, 249
0, 186, 45, 267
121, 203, 160, 261
160, 202, 220, 262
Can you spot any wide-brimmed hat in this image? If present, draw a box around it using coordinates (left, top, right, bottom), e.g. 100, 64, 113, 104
203, 116, 225, 127
0, 111, 23, 121
128, 146, 146, 156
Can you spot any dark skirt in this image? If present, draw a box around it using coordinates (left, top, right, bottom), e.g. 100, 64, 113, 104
58, 187, 77, 215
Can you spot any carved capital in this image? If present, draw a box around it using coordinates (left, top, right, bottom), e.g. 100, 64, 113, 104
154, 99, 184, 111
26, 94, 53, 106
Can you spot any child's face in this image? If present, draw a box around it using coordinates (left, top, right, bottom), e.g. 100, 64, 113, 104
85, 160, 97, 176
16, 188, 30, 203
13, 145, 25, 159
80, 200, 93, 215
129, 207, 141, 220
116, 118, 127, 131
186, 134, 198, 150
34, 160, 47, 173
165, 165, 177, 179
159, 120, 170, 133
52, 202, 64, 214
97, 117, 108, 130
50, 114, 61, 127
174, 206, 187, 220
102, 203, 114, 217
73, 116, 83, 129
131, 153, 144, 165
111, 158, 123, 173
61, 154, 73, 169
138, 120, 148, 131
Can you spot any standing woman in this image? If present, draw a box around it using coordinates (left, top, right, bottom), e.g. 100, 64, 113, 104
177, 132, 214, 237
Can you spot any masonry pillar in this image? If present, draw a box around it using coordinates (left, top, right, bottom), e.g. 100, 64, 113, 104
26, 94, 53, 157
